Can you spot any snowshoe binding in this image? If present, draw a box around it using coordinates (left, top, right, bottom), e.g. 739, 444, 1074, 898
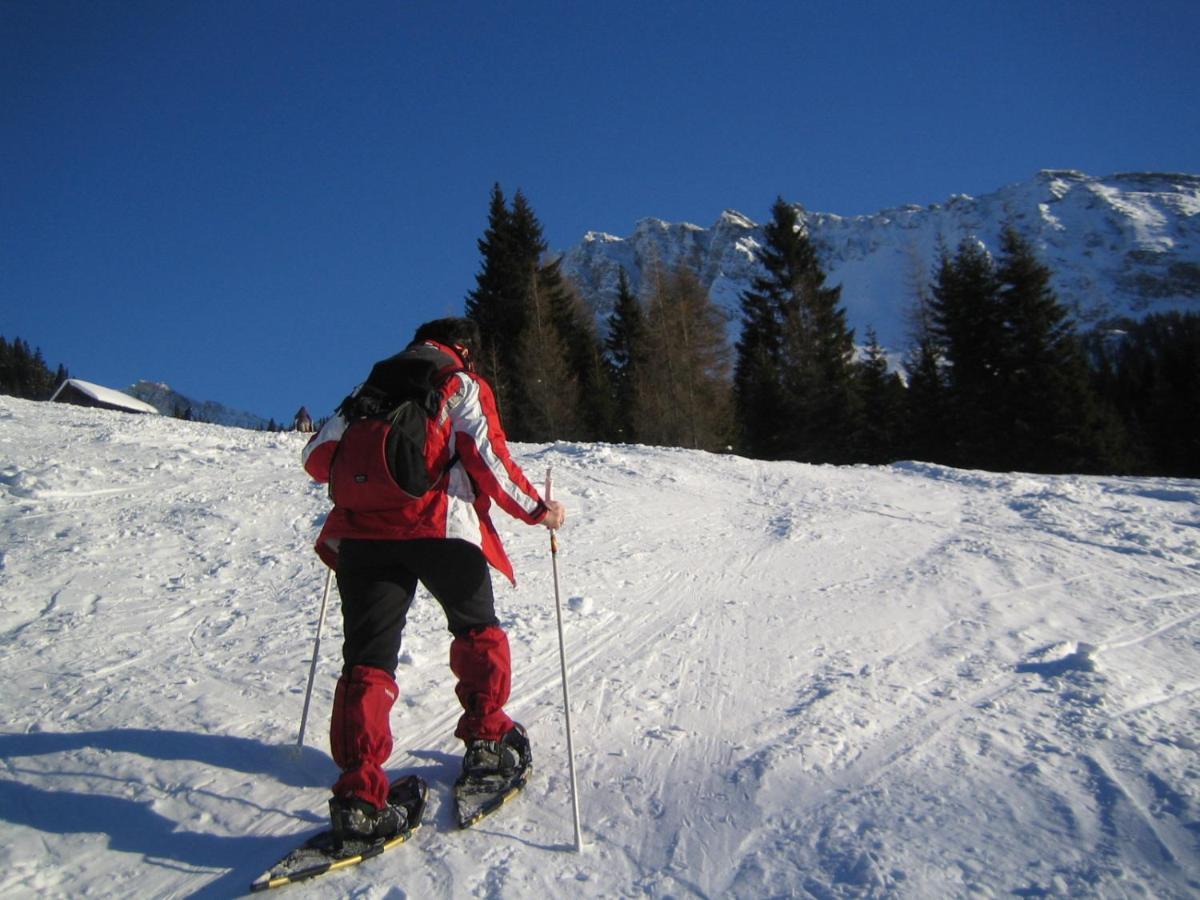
454, 724, 532, 828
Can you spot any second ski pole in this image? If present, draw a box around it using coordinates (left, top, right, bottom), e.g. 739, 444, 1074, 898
547, 467, 583, 852
297, 567, 334, 750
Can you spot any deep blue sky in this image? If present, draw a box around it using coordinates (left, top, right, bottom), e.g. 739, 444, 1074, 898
4, 1, 1198, 421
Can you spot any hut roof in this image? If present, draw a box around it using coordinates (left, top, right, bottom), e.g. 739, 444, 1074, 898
50, 379, 160, 415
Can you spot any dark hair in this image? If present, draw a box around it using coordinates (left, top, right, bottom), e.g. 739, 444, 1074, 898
412, 317, 481, 356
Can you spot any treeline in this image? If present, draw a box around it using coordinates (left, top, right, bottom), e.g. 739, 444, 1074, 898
463, 189, 1199, 477
1084, 313, 1200, 476
898, 227, 1123, 474
0, 336, 69, 401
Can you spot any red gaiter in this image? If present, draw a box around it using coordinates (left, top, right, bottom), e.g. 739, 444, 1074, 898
450, 625, 515, 742
330, 665, 397, 807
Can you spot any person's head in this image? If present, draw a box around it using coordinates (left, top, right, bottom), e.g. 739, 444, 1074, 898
412, 317, 482, 369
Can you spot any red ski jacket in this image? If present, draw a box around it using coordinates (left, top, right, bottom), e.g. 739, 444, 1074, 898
302, 342, 549, 584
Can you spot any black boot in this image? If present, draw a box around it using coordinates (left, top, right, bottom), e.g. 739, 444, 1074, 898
461, 723, 531, 777
328, 795, 406, 847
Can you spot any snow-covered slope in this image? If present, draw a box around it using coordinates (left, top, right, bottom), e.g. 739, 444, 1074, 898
560, 171, 1200, 352
1, 396, 1198, 898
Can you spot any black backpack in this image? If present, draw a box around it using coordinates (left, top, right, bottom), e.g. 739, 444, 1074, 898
329, 344, 462, 512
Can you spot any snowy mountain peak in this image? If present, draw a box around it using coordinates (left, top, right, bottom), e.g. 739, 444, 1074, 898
582, 229, 624, 245
717, 208, 757, 229
559, 170, 1200, 349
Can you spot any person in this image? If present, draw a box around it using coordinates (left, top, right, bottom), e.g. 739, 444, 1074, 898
301, 317, 565, 843
293, 405, 314, 433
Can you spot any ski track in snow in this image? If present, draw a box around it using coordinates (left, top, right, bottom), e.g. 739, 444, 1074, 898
1, 396, 1198, 898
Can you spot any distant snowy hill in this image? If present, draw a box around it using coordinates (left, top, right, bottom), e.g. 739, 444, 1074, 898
127, 380, 272, 430
560, 170, 1200, 352
1, 395, 1197, 897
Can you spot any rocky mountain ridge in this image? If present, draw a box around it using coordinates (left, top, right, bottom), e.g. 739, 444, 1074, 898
127, 380, 273, 430
559, 170, 1200, 351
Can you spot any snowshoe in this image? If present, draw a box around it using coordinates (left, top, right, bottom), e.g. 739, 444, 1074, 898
454, 725, 532, 828
250, 775, 427, 892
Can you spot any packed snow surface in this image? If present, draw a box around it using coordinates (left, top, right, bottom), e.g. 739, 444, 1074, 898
1, 396, 1198, 898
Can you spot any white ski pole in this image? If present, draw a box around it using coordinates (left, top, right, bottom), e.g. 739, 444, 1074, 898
547, 467, 584, 852
297, 567, 334, 749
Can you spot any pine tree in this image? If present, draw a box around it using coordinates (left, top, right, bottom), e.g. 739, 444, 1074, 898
0, 336, 63, 400
29, 347, 54, 399
606, 268, 647, 442
733, 198, 857, 463
464, 186, 545, 434
1085, 312, 1198, 476
465, 186, 612, 441
633, 263, 732, 451
853, 328, 906, 464
902, 287, 949, 463
0, 337, 12, 396
928, 230, 1117, 473
992, 227, 1113, 472
513, 261, 581, 441
541, 255, 617, 441
928, 239, 1005, 468
734, 252, 787, 458
465, 184, 523, 416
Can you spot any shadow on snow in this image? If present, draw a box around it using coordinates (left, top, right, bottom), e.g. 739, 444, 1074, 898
0, 728, 337, 898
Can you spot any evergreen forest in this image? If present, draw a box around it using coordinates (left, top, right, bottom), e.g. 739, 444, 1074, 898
0, 337, 68, 401
462, 188, 1200, 478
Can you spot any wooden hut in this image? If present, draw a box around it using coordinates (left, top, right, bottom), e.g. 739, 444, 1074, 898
50, 379, 160, 415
